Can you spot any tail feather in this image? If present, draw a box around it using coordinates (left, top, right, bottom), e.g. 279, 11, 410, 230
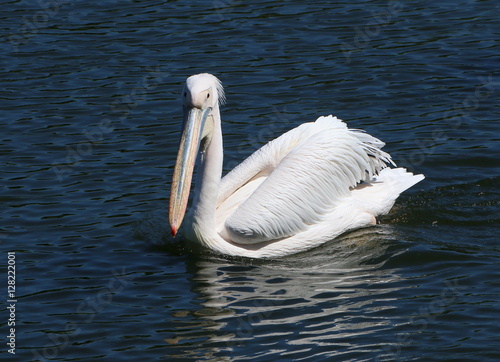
350, 167, 425, 216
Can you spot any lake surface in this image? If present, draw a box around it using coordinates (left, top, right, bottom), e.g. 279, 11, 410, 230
1, 0, 499, 360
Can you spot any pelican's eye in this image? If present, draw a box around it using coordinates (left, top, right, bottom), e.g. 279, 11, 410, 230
206, 93, 210, 99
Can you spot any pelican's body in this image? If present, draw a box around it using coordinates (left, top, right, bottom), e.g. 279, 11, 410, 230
169, 74, 424, 258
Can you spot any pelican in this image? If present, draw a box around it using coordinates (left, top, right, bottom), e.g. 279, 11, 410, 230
169, 73, 424, 258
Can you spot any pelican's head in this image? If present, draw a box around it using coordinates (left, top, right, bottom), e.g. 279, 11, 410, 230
183, 73, 225, 110
169, 73, 225, 237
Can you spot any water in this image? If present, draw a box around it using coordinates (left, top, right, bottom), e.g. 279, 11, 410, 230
1, 0, 499, 360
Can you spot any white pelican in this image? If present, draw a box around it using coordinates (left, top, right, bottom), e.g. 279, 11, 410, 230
169, 73, 424, 258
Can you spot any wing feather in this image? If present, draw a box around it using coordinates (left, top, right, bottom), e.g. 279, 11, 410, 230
217, 115, 393, 245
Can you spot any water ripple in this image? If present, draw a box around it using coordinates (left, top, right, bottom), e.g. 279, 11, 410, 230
1, 0, 499, 360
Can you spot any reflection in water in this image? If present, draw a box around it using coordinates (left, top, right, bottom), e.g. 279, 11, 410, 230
164, 226, 408, 360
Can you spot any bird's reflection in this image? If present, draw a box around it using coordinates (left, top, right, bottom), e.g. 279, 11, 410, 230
164, 225, 408, 359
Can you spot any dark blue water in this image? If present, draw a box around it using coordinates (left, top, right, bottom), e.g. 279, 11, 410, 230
1, 0, 499, 360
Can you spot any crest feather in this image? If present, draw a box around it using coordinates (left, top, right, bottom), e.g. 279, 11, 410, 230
186, 73, 225, 105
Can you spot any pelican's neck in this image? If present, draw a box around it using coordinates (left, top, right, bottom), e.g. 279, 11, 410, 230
186, 106, 223, 243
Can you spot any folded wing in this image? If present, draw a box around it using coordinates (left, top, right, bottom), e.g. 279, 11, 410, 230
217, 116, 393, 245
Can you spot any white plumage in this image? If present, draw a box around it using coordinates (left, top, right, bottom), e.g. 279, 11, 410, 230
169, 73, 424, 258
